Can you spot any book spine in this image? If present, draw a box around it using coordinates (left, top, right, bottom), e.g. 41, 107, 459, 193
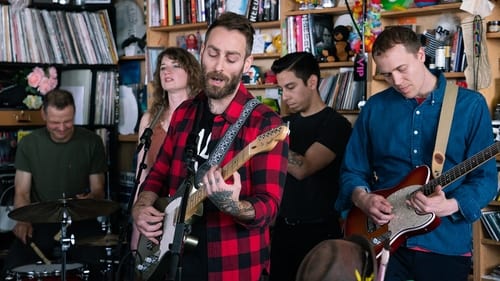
295, 15, 303, 52
302, 14, 311, 54
247, 0, 259, 22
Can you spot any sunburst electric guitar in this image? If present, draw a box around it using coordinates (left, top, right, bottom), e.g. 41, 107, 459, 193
344, 141, 500, 258
135, 125, 289, 281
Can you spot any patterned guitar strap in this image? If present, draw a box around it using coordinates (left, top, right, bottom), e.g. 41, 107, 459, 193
194, 98, 261, 185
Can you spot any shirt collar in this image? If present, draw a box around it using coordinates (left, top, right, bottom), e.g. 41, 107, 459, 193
216, 83, 255, 124
427, 70, 447, 105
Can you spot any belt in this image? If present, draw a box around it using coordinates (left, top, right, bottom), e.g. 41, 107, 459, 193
278, 217, 326, 226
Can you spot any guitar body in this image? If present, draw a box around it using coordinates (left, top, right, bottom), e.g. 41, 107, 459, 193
344, 166, 441, 258
134, 125, 290, 281
135, 196, 178, 281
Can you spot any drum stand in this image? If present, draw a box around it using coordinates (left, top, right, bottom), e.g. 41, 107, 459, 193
60, 199, 75, 281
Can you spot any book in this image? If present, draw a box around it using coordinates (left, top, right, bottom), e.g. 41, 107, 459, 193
481, 210, 500, 241
247, 0, 259, 22
309, 14, 334, 60
226, 0, 249, 16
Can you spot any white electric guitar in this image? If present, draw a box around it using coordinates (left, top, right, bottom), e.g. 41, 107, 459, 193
135, 125, 289, 281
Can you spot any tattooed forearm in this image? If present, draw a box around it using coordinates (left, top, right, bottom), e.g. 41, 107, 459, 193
288, 151, 304, 167
210, 190, 255, 220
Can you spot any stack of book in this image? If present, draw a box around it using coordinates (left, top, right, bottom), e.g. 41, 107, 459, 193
319, 68, 365, 111
0, 5, 118, 64
480, 210, 500, 241
149, 0, 279, 27
483, 264, 500, 281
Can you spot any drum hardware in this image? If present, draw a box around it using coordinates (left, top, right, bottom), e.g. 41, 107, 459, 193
99, 247, 121, 281
8, 262, 89, 281
60, 198, 75, 281
8, 198, 120, 224
7, 196, 120, 281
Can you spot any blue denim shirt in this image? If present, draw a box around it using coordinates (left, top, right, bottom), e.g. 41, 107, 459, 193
336, 72, 498, 255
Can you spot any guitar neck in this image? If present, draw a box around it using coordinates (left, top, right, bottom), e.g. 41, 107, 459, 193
423, 142, 500, 195
185, 144, 252, 220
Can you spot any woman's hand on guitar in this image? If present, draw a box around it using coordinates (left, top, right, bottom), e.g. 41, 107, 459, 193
352, 187, 394, 225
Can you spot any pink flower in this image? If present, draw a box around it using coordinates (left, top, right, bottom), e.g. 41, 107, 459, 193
48, 66, 58, 79
48, 77, 58, 91
27, 67, 44, 88
37, 77, 53, 95
25, 66, 59, 95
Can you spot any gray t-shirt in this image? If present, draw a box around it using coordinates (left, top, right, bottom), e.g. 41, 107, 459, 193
15, 127, 107, 202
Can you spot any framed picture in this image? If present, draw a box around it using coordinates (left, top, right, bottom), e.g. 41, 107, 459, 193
146, 46, 164, 82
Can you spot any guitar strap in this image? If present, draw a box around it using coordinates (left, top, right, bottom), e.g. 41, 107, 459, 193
193, 98, 261, 183
432, 81, 458, 178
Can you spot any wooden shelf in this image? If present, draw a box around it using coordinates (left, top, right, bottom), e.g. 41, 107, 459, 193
244, 84, 279, 89
149, 20, 280, 32
481, 238, 500, 246
118, 134, 138, 142
487, 32, 500, 39
252, 53, 281, 59
252, 21, 281, 29
319, 61, 354, 68
380, 3, 462, 18
119, 55, 145, 61
373, 72, 465, 81
284, 6, 348, 16
0, 109, 44, 126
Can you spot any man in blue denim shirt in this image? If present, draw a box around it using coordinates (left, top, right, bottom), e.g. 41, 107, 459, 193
336, 26, 498, 281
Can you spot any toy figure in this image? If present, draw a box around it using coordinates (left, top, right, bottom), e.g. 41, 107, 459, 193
332, 25, 354, 61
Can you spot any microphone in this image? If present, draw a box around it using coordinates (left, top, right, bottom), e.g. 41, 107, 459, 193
136, 104, 165, 153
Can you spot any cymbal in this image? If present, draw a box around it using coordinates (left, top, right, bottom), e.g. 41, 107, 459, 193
8, 198, 120, 223
78, 234, 121, 247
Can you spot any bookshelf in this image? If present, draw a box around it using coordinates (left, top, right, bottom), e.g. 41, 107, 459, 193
0, 3, 121, 202
116, 1, 285, 178
474, 200, 500, 281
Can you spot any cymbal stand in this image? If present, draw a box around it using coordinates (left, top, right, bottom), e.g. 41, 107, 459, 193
100, 223, 119, 281
60, 199, 75, 281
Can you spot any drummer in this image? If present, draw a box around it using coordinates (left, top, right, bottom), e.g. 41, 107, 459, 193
1, 89, 108, 280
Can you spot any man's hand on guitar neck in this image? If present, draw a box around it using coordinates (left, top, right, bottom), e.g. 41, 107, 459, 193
406, 185, 459, 217
352, 187, 394, 226
132, 191, 165, 244
203, 165, 256, 221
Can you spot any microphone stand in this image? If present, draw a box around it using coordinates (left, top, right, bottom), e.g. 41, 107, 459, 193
116, 105, 164, 280
165, 134, 198, 281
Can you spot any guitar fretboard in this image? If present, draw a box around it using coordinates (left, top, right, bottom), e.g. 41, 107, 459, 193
422, 142, 500, 195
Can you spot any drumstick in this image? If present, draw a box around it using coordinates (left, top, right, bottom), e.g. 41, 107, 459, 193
53, 230, 61, 241
30, 241, 51, 265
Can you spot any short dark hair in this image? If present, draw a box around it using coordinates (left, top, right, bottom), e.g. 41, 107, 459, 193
372, 26, 421, 57
205, 12, 255, 57
271, 52, 321, 90
42, 89, 75, 113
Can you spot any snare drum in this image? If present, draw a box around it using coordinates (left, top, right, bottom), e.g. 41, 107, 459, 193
10, 263, 89, 281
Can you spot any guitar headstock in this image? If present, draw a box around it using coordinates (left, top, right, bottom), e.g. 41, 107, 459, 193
248, 125, 289, 155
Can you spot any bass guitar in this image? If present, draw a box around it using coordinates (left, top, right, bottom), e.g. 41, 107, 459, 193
344, 141, 500, 258
135, 125, 289, 281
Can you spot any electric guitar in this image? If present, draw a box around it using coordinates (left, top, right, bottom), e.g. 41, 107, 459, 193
344, 141, 500, 258
135, 125, 289, 281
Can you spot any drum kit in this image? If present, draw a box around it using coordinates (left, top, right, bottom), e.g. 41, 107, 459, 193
5, 198, 123, 281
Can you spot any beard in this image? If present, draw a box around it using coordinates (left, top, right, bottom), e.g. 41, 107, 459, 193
202, 65, 243, 100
